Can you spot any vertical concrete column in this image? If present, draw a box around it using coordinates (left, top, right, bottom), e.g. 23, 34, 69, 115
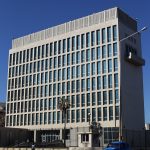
34, 130, 36, 143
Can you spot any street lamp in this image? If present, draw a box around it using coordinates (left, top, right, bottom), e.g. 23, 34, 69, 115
119, 26, 148, 141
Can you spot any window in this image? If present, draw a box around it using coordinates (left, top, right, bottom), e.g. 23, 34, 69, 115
81, 64, 85, 77
109, 106, 113, 120
91, 31, 95, 46
108, 59, 112, 73
114, 58, 118, 71
87, 93, 90, 106
81, 134, 89, 142
87, 78, 90, 91
63, 39, 66, 53
86, 49, 90, 62
76, 66, 80, 78
67, 54, 70, 66
86, 32, 90, 47
76, 51, 80, 64
114, 74, 118, 87
76, 35, 80, 50
81, 34, 85, 48
67, 38, 70, 52
72, 53, 75, 64
113, 25, 117, 41
92, 63, 95, 75
103, 91, 107, 105
92, 108, 96, 122
81, 79, 85, 92
115, 89, 119, 103
97, 47, 101, 59
96, 30, 100, 45
71, 110, 75, 123
92, 93, 96, 106
97, 76, 101, 90
108, 74, 112, 88
108, 44, 112, 57
62, 82, 66, 94
72, 66, 75, 79
76, 109, 80, 122
81, 94, 85, 107
86, 63, 90, 76
76, 80, 80, 93
98, 107, 101, 121
67, 81, 70, 94
91, 48, 95, 61
103, 107, 107, 121
81, 109, 85, 122
113, 43, 117, 56
72, 36, 75, 51
103, 75, 107, 89
102, 28, 106, 43
67, 68, 70, 79
102, 60, 107, 73
62, 68, 66, 80
109, 90, 113, 104
97, 92, 101, 105
58, 40, 61, 54
97, 61, 101, 75
115, 106, 119, 120
102, 45, 106, 58
72, 81, 75, 93
71, 95, 75, 108
62, 55, 66, 66
76, 95, 80, 107
92, 77, 95, 90
107, 27, 111, 42
81, 50, 85, 62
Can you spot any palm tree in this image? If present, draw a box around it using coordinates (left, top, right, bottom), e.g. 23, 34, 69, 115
57, 97, 71, 147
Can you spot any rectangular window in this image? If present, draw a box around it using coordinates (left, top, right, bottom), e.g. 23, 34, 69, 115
114, 58, 118, 71
102, 28, 106, 43
97, 76, 101, 90
71, 110, 75, 123
81, 79, 85, 92
113, 43, 117, 56
63, 39, 66, 53
86, 63, 90, 76
98, 107, 101, 121
71, 95, 75, 108
115, 106, 119, 120
81, 64, 85, 77
76, 95, 80, 107
67, 38, 70, 52
58, 40, 61, 54
92, 93, 96, 106
102, 45, 106, 58
97, 61, 101, 75
103, 107, 107, 121
109, 90, 113, 104
81, 94, 85, 107
81, 50, 85, 62
76, 66, 80, 78
81, 109, 85, 122
87, 78, 90, 91
102, 60, 106, 73
86, 32, 90, 47
97, 92, 101, 105
76, 51, 80, 64
92, 63, 95, 75
96, 30, 100, 45
81, 134, 89, 142
108, 59, 112, 73
72, 36, 75, 51
72, 81, 75, 93
107, 27, 111, 42
97, 47, 101, 59
91, 48, 95, 61
115, 89, 119, 104
81, 34, 85, 49
67, 68, 70, 79
113, 25, 117, 41
109, 106, 113, 120
72, 53, 75, 64
87, 93, 90, 106
92, 108, 96, 122
103, 91, 107, 105
91, 78, 95, 91
114, 74, 118, 87
86, 49, 90, 62
54, 41, 57, 55
67, 54, 70, 66
108, 74, 112, 88
76, 80, 80, 93
108, 44, 112, 57
91, 31, 95, 46
103, 75, 107, 89
76, 35, 80, 50
72, 66, 75, 79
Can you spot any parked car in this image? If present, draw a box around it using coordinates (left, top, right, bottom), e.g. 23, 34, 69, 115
104, 141, 131, 150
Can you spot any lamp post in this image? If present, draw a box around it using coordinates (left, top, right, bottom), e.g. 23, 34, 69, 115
119, 26, 147, 141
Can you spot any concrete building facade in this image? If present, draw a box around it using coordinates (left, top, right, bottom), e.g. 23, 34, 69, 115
5, 7, 145, 147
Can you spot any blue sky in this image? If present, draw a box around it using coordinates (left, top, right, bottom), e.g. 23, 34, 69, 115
0, 0, 150, 123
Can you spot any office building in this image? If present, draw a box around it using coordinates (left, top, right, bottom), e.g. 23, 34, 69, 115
5, 7, 145, 147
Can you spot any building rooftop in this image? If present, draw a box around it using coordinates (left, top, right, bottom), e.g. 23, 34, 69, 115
11, 7, 137, 49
